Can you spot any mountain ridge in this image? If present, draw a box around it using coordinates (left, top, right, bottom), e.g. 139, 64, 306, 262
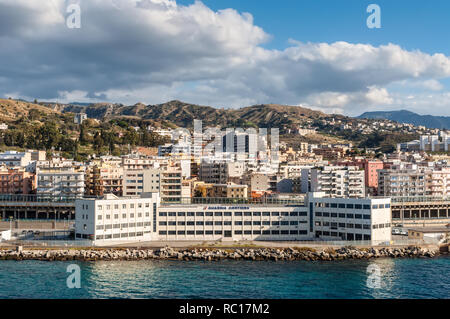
358, 110, 450, 129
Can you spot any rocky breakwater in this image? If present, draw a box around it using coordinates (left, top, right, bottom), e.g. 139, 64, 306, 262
0, 245, 442, 261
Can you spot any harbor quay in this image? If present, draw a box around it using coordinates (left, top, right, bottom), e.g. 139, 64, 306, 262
1, 193, 450, 249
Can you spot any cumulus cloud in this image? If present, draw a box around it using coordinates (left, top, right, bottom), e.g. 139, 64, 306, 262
1, 0, 450, 115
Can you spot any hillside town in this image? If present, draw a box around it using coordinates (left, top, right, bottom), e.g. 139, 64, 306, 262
0, 118, 449, 246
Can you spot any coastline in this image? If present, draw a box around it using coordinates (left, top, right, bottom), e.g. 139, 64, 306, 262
0, 245, 444, 262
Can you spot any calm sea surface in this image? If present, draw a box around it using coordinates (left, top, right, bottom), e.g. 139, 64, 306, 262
0, 256, 449, 299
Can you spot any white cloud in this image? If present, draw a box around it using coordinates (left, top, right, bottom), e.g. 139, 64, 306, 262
1, 0, 450, 115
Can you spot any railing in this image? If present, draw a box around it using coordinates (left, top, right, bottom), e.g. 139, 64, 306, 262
3, 240, 93, 247
390, 196, 450, 203
162, 197, 306, 206
0, 194, 79, 203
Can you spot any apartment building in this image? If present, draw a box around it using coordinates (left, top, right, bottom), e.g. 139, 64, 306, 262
195, 182, 248, 199
337, 159, 384, 195
378, 167, 450, 197
307, 166, 365, 198
0, 167, 36, 194
199, 161, 245, 184
37, 167, 85, 198
0, 151, 32, 167
161, 166, 188, 202
122, 168, 161, 196
85, 165, 123, 196
74, 193, 159, 243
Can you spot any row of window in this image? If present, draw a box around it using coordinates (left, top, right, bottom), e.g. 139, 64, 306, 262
159, 230, 309, 236
97, 202, 151, 210
95, 231, 151, 240
159, 220, 308, 226
96, 222, 151, 230
159, 211, 307, 217
315, 203, 390, 209
315, 231, 371, 240
373, 223, 391, 229
315, 212, 371, 219
315, 221, 371, 230
97, 212, 150, 220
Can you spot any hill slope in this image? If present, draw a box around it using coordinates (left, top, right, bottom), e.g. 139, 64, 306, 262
58, 100, 330, 129
358, 110, 450, 129
0, 98, 59, 122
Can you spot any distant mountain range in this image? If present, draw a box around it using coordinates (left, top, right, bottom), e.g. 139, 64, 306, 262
55, 100, 332, 129
358, 110, 450, 129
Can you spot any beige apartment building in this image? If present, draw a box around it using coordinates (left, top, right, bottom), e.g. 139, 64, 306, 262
378, 167, 450, 197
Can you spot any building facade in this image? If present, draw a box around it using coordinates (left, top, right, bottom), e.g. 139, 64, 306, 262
75, 192, 391, 244
75, 193, 159, 242
37, 167, 85, 198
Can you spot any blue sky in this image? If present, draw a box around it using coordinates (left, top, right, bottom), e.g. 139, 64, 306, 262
2, 0, 450, 116
177, 0, 450, 54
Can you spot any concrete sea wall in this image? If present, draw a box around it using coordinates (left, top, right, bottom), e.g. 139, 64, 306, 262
0, 245, 443, 261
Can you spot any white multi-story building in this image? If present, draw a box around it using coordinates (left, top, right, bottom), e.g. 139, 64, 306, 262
308, 193, 391, 242
37, 167, 85, 198
303, 166, 365, 198
75, 193, 159, 243
0, 151, 32, 167
75, 192, 392, 244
